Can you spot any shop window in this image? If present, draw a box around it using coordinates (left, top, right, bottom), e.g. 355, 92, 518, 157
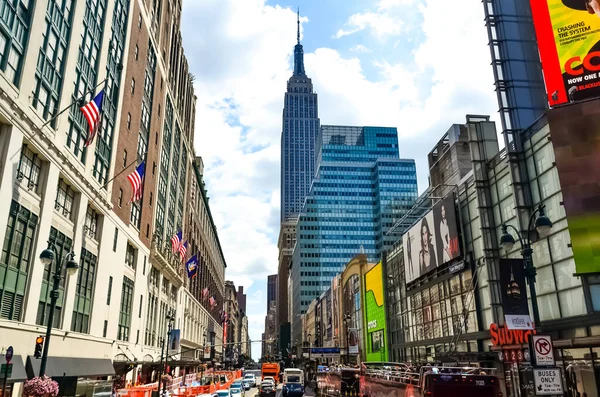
55, 179, 75, 219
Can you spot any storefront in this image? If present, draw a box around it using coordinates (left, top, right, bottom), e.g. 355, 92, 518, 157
26, 356, 115, 397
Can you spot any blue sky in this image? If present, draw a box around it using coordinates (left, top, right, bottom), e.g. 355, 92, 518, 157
180, 0, 499, 360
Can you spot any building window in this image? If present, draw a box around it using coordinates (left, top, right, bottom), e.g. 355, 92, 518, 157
71, 248, 97, 334
125, 244, 136, 270
32, 0, 72, 124
118, 276, 134, 341
131, 78, 135, 95
65, 0, 107, 163
107, 276, 113, 305
103, 320, 108, 337
149, 192, 153, 207
84, 206, 98, 240
158, 104, 161, 118
55, 179, 75, 218
142, 255, 146, 275
127, 113, 131, 130
17, 144, 42, 190
35, 227, 71, 327
0, 0, 33, 85
145, 224, 149, 238
113, 227, 118, 251
123, 149, 127, 168
589, 275, 600, 312
152, 162, 156, 175
134, 44, 138, 60
139, 295, 143, 318
155, 131, 159, 145
138, 12, 142, 30
130, 202, 141, 228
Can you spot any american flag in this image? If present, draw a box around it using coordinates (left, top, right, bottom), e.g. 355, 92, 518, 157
126, 162, 145, 202
80, 91, 104, 147
171, 230, 182, 252
179, 241, 188, 261
202, 287, 209, 299
209, 296, 216, 307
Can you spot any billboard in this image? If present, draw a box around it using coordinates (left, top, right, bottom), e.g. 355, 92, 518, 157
530, 0, 600, 105
403, 194, 461, 283
168, 329, 181, 354
499, 258, 533, 330
548, 100, 600, 274
363, 262, 388, 361
348, 328, 359, 354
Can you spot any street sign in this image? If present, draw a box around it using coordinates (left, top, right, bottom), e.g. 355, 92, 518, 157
533, 368, 563, 396
5, 346, 13, 364
532, 335, 555, 366
0, 364, 12, 377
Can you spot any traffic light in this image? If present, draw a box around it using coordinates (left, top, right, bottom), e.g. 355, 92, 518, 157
34, 336, 44, 358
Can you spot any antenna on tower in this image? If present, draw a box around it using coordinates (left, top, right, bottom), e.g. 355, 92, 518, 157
297, 7, 300, 44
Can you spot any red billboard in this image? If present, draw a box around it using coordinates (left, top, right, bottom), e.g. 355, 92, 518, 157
530, 0, 600, 105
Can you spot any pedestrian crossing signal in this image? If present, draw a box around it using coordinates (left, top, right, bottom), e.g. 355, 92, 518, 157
34, 336, 44, 359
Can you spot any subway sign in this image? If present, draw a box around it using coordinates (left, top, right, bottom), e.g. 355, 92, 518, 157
490, 323, 537, 346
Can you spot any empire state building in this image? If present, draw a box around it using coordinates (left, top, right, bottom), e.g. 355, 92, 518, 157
280, 11, 320, 222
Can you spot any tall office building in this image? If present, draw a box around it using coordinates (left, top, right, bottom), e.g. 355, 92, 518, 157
290, 126, 418, 340
0, 0, 226, 389
267, 274, 278, 309
280, 10, 320, 222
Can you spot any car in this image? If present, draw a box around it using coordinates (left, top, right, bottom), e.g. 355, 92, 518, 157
230, 382, 244, 396
215, 390, 230, 397
259, 382, 276, 397
243, 374, 256, 387
229, 387, 243, 397
241, 380, 251, 390
263, 376, 275, 385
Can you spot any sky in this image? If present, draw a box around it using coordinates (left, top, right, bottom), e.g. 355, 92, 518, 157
180, 0, 499, 360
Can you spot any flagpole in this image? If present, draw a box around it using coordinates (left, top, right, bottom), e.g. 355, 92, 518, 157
40, 77, 109, 129
102, 151, 148, 190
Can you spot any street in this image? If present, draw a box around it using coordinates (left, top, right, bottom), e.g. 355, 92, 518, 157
238, 376, 315, 397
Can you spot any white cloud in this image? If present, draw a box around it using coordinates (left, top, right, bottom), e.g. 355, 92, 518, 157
350, 44, 372, 53
377, 0, 417, 9
182, 0, 497, 359
334, 11, 404, 39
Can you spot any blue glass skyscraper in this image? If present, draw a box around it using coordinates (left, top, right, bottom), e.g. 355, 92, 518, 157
290, 125, 418, 340
280, 11, 320, 222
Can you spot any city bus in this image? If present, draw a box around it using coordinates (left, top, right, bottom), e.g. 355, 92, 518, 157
282, 368, 304, 397
359, 362, 502, 397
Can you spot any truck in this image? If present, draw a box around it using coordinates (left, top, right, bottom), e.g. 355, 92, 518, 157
261, 362, 281, 384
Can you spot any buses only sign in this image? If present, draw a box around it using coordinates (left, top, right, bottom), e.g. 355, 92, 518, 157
533, 368, 563, 396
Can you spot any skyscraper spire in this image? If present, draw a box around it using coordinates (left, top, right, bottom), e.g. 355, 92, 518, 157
293, 7, 305, 76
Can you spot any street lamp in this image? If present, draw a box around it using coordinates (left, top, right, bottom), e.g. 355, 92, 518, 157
38, 242, 78, 377
343, 312, 351, 365
500, 204, 553, 329
158, 312, 175, 394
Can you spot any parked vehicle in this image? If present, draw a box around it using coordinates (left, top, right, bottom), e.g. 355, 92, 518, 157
229, 387, 243, 397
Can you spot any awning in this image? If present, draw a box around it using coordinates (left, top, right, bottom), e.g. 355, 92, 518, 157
0, 355, 28, 382
26, 356, 115, 379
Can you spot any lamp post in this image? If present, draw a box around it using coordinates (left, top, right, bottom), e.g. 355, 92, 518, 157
38, 242, 79, 377
343, 312, 351, 365
159, 312, 175, 395
500, 204, 553, 330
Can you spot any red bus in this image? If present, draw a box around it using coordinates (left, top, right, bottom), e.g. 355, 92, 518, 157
359, 362, 502, 397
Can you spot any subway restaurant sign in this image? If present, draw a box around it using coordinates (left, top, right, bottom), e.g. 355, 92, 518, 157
490, 323, 536, 346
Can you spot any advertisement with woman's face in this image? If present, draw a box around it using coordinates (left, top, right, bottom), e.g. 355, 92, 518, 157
403, 194, 461, 283
403, 211, 438, 283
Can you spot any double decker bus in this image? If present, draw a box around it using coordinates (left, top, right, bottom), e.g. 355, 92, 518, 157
359, 362, 502, 397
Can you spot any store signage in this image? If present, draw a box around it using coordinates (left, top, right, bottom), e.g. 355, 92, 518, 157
531, 335, 555, 367
505, 314, 534, 330
449, 261, 465, 274
500, 349, 525, 363
367, 320, 378, 330
490, 323, 536, 346
533, 368, 563, 396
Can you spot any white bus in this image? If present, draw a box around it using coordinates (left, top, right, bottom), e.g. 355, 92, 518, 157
282, 369, 304, 397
